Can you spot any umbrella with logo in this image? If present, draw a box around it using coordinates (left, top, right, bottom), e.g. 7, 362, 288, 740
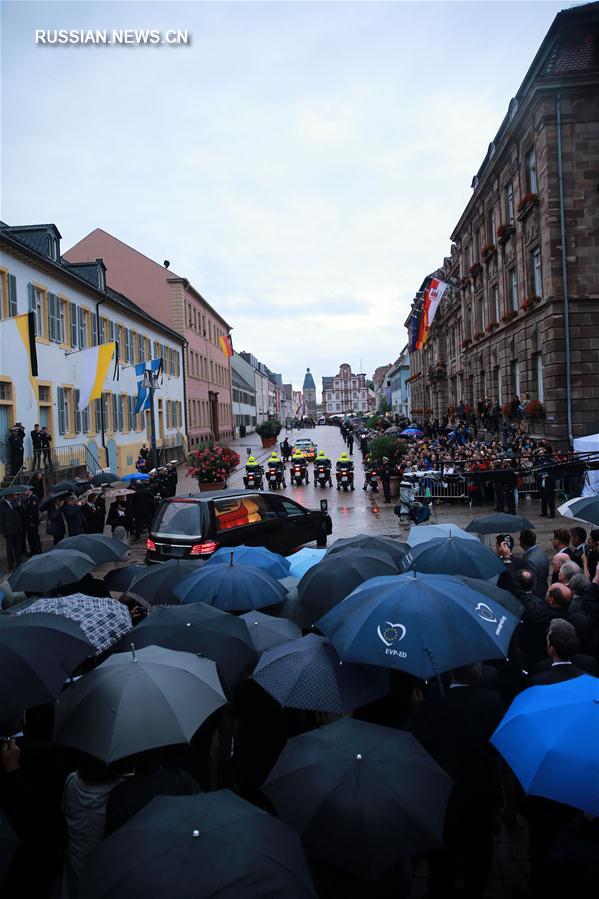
205, 545, 291, 579
56, 534, 130, 564
263, 718, 452, 878
458, 576, 523, 618
298, 550, 400, 627
558, 495, 599, 527
123, 560, 204, 608
115, 603, 257, 686
8, 550, 96, 593
491, 675, 599, 815
287, 548, 326, 580
408, 523, 478, 546
0, 613, 93, 718
252, 633, 389, 714
54, 645, 227, 763
465, 512, 534, 534
12, 594, 133, 654
174, 559, 287, 613
326, 534, 410, 566
318, 572, 519, 680
240, 610, 301, 652
78, 790, 316, 899
400, 536, 506, 580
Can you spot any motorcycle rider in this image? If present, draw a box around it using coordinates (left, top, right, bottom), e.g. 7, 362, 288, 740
336, 451, 355, 490
314, 449, 332, 486
290, 450, 308, 484
244, 455, 264, 488
267, 451, 287, 488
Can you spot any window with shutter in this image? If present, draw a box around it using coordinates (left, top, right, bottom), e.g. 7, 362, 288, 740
91, 313, 98, 346
57, 387, 65, 434
109, 321, 115, 343
70, 303, 78, 348
8, 274, 18, 317
123, 328, 130, 362
78, 307, 87, 349
137, 333, 144, 363
111, 394, 118, 433
74, 389, 82, 433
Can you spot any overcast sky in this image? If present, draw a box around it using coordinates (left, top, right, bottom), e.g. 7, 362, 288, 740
1, 0, 566, 394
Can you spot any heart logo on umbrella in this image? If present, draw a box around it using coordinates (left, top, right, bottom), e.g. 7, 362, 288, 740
475, 602, 497, 624
377, 622, 407, 647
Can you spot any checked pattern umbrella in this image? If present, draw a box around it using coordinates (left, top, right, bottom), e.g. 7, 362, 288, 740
13, 594, 132, 654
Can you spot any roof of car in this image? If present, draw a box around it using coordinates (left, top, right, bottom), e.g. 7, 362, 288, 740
165, 489, 274, 502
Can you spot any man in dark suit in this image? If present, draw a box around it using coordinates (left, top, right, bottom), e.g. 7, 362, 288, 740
519, 529, 549, 598
529, 619, 592, 685
412, 663, 504, 899
0, 493, 24, 569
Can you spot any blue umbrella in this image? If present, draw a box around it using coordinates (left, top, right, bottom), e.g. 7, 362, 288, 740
408, 523, 478, 546
240, 610, 301, 652
252, 633, 389, 714
288, 548, 326, 579
318, 572, 519, 680
121, 472, 150, 481
174, 560, 287, 612
491, 676, 599, 815
399, 428, 423, 437
206, 545, 290, 579
400, 536, 506, 580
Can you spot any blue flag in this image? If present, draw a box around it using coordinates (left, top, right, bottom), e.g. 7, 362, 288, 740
134, 357, 162, 414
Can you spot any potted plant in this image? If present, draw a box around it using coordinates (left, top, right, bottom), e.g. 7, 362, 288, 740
462, 337, 472, 350
469, 262, 482, 277
187, 442, 240, 492
255, 419, 282, 448
524, 399, 545, 418
501, 309, 518, 324
368, 434, 408, 497
481, 242, 496, 262
473, 330, 485, 341
486, 320, 499, 333
502, 402, 514, 420
516, 192, 538, 218
521, 294, 541, 311
460, 276, 471, 290
497, 223, 515, 245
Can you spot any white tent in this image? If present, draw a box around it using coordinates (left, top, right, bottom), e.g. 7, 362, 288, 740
573, 433, 599, 495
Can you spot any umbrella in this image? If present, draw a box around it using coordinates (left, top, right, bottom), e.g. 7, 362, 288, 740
458, 576, 524, 618
0, 613, 93, 718
326, 534, 410, 566
0, 485, 30, 497
55, 534, 130, 564
0, 810, 19, 883
40, 489, 70, 510
124, 560, 204, 608
53, 645, 227, 763
102, 488, 135, 499
408, 523, 478, 545
104, 564, 147, 594
240, 610, 301, 652
465, 512, 534, 534
51, 479, 89, 496
287, 548, 326, 579
318, 572, 519, 680
399, 428, 423, 437
297, 550, 400, 627
78, 790, 316, 899
263, 718, 452, 878
558, 495, 599, 526
205, 545, 290, 579
400, 536, 506, 580
383, 426, 403, 434
115, 604, 257, 686
174, 560, 287, 613
13, 594, 133, 654
91, 471, 119, 487
491, 675, 599, 815
252, 633, 389, 714
8, 549, 96, 593
121, 472, 150, 481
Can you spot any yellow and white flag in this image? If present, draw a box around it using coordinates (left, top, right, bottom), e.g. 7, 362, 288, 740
77, 342, 116, 411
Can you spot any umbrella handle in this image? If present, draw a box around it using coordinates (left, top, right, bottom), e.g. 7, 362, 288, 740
425, 647, 445, 698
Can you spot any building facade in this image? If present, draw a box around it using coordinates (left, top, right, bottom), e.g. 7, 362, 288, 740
387, 347, 411, 417
65, 229, 234, 447
231, 352, 257, 435
302, 369, 317, 420
322, 363, 369, 415
372, 363, 393, 410
0, 223, 186, 478
407, 3, 599, 444
238, 352, 278, 423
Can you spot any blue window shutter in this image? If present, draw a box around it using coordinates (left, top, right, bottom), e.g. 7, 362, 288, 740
28, 282, 35, 311
70, 303, 78, 348
57, 387, 65, 434
73, 389, 81, 433
8, 275, 17, 316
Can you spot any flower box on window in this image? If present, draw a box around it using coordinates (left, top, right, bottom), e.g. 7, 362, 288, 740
485, 320, 499, 333
524, 400, 545, 418
469, 262, 482, 278
521, 294, 541, 311
481, 243, 497, 262
501, 310, 518, 324
473, 330, 485, 341
461, 337, 472, 350
497, 224, 515, 245
460, 276, 471, 290
516, 192, 538, 219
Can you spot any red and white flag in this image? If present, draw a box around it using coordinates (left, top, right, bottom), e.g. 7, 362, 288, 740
423, 278, 448, 342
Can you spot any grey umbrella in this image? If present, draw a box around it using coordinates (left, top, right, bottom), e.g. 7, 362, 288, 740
326, 534, 410, 566
56, 534, 130, 564
8, 550, 96, 593
465, 512, 534, 534
53, 645, 227, 763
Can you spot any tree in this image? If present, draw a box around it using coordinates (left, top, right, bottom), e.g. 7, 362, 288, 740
378, 399, 391, 414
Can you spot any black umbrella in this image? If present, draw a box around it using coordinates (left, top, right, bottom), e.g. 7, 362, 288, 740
115, 604, 257, 686
263, 718, 452, 879
400, 536, 506, 580
240, 610, 301, 652
53, 645, 227, 763
0, 485, 30, 497
40, 489, 70, 511
8, 549, 96, 593
252, 633, 389, 714
91, 471, 119, 487
458, 576, 524, 618
78, 790, 316, 899
326, 534, 410, 565
298, 550, 400, 626
0, 613, 93, 719
50, 479, 89, 497
56, 534, 130, 564
0, 810, 19, 883
174, 561, 287, 613
104, 564, 146, 594
465, 512, 534, 534
124, 560, 205, 608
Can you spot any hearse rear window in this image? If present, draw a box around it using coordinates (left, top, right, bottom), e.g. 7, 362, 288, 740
213, 494, 276, 532
156, 501, 202, 536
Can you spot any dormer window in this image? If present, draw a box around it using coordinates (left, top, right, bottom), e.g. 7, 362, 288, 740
97, 267, 105, 291
48, 236, 58, 260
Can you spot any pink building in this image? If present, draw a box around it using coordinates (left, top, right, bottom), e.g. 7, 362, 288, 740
65, 229, 234, 446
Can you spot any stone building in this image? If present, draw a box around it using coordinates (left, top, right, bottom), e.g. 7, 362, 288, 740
407, 3, 599, 446
302, 368, 317, 419
322, 363, 369, 415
